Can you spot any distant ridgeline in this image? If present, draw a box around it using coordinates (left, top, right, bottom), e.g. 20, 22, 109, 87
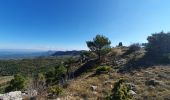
0, 50, 55, 60
51, 50, 84, 57
0, 49, 84, 60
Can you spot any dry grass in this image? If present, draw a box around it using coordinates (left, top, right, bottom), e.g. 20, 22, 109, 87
57, 66, 170, 100
0, 76, 13, 84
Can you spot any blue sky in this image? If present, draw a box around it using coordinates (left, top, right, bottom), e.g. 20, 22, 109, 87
0, 0, 170, 50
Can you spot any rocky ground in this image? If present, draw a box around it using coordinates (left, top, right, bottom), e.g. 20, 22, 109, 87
56, 48, 170, 100
1, 48, 170, 100
57, 66, 170, 100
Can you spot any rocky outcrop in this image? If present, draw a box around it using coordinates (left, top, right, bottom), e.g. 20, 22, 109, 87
0, 90, 38, 100
0, 91, 22, 100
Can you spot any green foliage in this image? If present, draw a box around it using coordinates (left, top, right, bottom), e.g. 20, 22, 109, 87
146, 31, 170, 61
55, 64, 67, 76
80, 51, 91, 58
86, 35, 111, 60
64, 57, 77, 72
80, 51, 92, 60
107, 79, 133, 100
48, 85, 63, 96
46, 64, 67, 85
45, 67, 55, 85
5, 74, 26, 92
0, 57, 66, 76
96, 66, 112, 74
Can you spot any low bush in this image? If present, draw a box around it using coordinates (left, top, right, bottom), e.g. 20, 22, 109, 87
96, 66, 112, 74
5, 74, 26, 92
46, 64, 67, 85
128, 43, 141, 53
146, 32, 170, 63
106, 79, 133, 100
48, 85, 63, 97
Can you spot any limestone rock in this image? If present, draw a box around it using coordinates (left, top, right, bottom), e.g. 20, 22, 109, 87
0, 91, 22, 100
129, 90, 136, 95
91, 86, 97, 91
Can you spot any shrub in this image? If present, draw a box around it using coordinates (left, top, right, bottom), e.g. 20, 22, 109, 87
107, 79, 133, 100
146, 31, 170, 61
129, 43, 141, 52
125, 43, 141, 55
96, 66, 112, 74
45, 68, 56, 85
46, 64, 67, 85
5, 74, 26, 92
48, 85, 63, 97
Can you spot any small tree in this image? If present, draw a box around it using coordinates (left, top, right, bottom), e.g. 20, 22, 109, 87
86, 35, 111, 61
5, 74, 26, 92
118, 42, 123, 47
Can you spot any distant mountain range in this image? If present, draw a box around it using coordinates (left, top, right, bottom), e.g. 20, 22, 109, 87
52, 50, 84, 57
0, 49, 55, 60
0, 49, 84, 60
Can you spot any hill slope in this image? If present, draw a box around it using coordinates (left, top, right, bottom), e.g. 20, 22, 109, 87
56, 47, 170, 100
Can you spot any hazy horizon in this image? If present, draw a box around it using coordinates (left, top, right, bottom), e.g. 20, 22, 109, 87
0, 0, 170, 50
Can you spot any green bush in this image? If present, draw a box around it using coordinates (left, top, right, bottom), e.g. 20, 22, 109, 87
5, 74, 26, 92
96, 66, 112, 74
48, 85, 63, 97
46, 64, 67, 85
107, 79, 133, 100
146, 31, 170, 62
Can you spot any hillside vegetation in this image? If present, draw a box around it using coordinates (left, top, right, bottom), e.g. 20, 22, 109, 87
1, 32, 170, 100
0, 76, 13, 93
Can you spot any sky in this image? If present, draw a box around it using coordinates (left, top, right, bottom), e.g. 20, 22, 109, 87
0, 0, 170, 50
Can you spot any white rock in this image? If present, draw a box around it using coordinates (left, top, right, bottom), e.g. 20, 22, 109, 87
91, 86, 97, 91
93, 91, 97, 94
56, 98, 61, 100
0, 94, 3, 99
129, 90, 136, 95
0, 91, 22, 100
110, 85, 113, 88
